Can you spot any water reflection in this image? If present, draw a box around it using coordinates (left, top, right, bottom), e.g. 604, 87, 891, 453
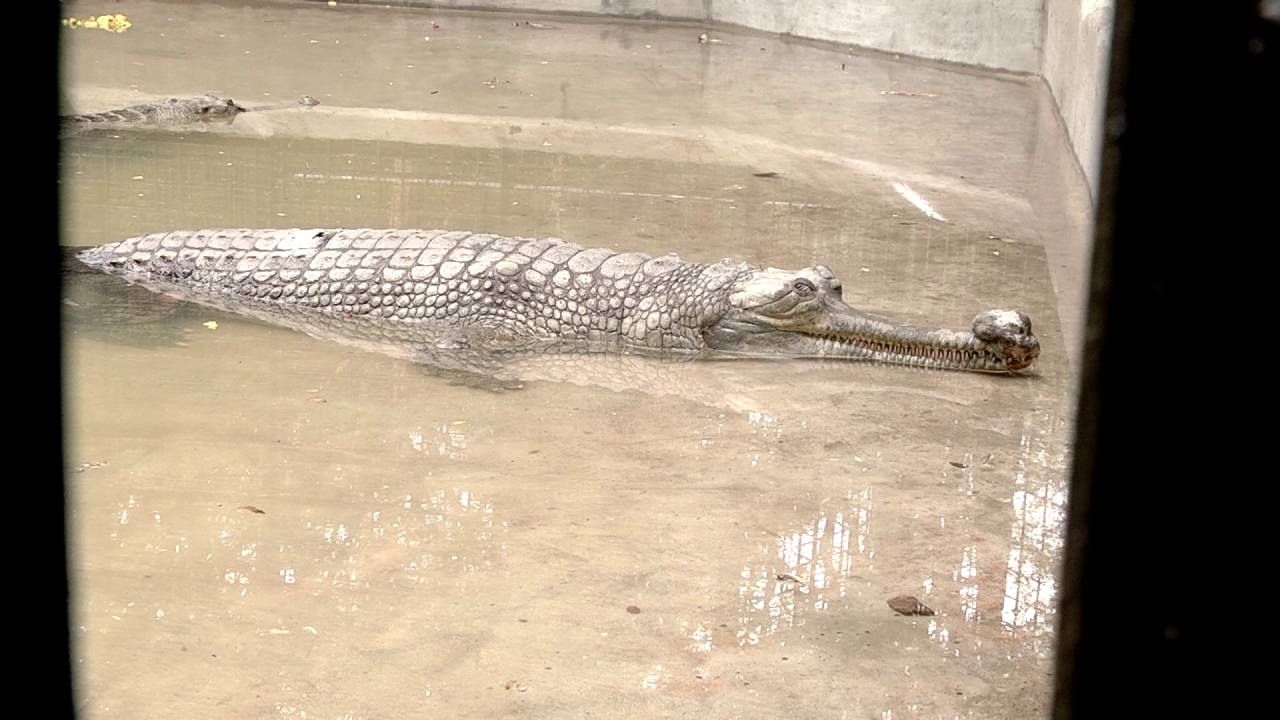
998, 411, 1068, 653
736, 487, 875, 645
729, 406, 1068, 663
193, 487, 506, 607
408, 422, 469, 460
922, 409, 1069, 659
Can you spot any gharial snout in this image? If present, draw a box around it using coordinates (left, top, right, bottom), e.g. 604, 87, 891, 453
1002, 335, 1040, 371
972, 309, 1040, 372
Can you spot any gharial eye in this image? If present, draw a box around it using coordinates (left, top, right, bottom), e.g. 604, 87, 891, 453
793, 278, 817, 296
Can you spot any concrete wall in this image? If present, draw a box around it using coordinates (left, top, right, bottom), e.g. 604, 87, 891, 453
710, 1, 1042, 72
310, 1, 1109, 196
1041, 0, 1114, 199
331, 1, 1043, 72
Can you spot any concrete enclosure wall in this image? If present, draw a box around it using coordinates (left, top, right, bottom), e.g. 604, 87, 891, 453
342, 1, 1044, 72
1041, 0, 1114, 199
309, 1, 1110, 196
710, 1, 1043, 72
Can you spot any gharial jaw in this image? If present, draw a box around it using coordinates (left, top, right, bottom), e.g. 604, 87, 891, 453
701, 266, 1040, 373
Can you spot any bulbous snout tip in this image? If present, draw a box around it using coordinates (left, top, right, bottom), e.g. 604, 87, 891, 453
973, 308, 1040, 372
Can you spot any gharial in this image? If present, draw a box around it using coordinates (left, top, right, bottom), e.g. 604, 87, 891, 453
74, 227, 1042, 374
60, 94, 319, 132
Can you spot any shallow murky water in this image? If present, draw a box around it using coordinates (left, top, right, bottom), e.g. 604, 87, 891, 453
61, 2, 1078, 718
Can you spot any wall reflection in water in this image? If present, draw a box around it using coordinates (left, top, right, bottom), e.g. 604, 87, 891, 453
407, 422, 469, 460
997, 411, 1068, 654
928, 408, 1069, 660
728, 407, 1068, 661
735, 487, 875, 646
210, 486, 505, 609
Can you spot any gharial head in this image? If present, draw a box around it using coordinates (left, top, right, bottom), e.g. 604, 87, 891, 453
188, 94, 248, 119
700, 264, 1040, 373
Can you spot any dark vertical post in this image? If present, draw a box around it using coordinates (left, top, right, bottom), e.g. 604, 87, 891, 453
1053, 1, 1275, 717
27, 1, 74, 716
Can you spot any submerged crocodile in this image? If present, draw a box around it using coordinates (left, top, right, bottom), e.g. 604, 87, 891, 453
74, 228, 1041, 373
60, 94, 319, 132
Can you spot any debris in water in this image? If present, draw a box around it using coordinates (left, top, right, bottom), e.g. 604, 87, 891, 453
72, 461, 108, 474
698, 33, 709, 43
887, 595, 935, 616
202, 321, 218, 330
310, 397, 327, 404
63, 14, 132, 33
524, 21, 557, 30
432, 21, 440, 29
239, 506, 266, 515
626, 605, 642, 614
753, 171, 780, 178
504, 680, 528, 692
949, 461, 969, 469
881, 90, 939, 98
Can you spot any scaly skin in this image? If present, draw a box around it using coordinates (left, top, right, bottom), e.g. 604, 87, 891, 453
60, 94, 319, 131
75, 228, 1041, 373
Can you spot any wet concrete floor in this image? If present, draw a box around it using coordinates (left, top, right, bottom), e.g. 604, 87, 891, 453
62, 2, 1086, 717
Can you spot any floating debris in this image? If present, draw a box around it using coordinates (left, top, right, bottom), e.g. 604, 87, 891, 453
949, 461, 969, 469
238, 506, 266, 515
776, 573, 806, 584
72, 461, 108, 474
888, 595, 935, 616
881, 90, 939, 98
625, 605, 642, 614
753, 171, 780, 179
202, 320, 218, 330
63, 14, 132, 33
